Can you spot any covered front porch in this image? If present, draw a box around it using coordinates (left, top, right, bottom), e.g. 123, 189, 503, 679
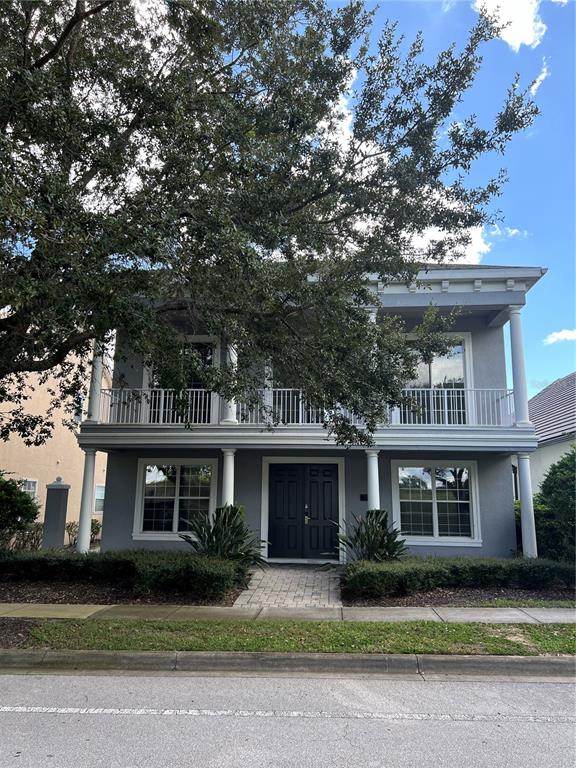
89, 446, 524, 562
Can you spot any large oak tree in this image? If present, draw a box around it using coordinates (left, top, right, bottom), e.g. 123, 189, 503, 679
0, 0, 537, 444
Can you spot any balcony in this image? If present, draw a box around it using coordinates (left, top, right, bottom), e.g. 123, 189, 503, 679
99, 387, 515, 428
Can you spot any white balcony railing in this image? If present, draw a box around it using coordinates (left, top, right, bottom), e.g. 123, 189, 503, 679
100, 388, 213, 425
99, 387, 515, 427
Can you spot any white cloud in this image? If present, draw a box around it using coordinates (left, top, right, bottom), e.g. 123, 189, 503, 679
490, 224, 529, 239
472, 0, 547, 52
412, 224, 492, 265
530, 56, 550, 96
543, 329, 576, 345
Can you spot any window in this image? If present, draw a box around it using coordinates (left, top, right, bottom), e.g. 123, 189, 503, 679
404, 341, 468, 425
22, 479, 38, 500
392, 461, 480, 544
409, 343, 465, 389
135, 460, 217, 537
94, 484, 105, 513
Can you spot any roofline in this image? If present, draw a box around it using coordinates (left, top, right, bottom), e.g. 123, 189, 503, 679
365, 264, 547, 292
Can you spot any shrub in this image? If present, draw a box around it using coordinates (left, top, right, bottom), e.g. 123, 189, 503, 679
0, 473, 39, 548
65, 519, 102, 548
342, 557, 575, 599
179, 505, 266, 581
128, 551, 236, 597
11, 521, 43, 551
338, 509, 407, 562
0, 550, 238, 600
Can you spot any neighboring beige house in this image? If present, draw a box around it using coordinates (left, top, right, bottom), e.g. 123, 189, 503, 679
513, 372, 576, 495
0, 366, 109, 524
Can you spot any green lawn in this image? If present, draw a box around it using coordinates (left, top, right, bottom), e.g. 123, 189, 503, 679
29, 619, 576, 656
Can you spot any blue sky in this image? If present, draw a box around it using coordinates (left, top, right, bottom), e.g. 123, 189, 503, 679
334, 0, 574, 396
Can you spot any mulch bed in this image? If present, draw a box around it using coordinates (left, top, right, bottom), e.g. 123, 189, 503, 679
343, 586, 575, 607
0, 618, 39, 649
0, 581, 241, 606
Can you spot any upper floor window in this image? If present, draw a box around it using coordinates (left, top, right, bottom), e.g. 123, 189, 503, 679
409, 343, 465, 390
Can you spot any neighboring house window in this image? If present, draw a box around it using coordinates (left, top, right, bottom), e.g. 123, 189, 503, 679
392, 461, 480, 545
135, 460, 217, 537
22, 479, 38, 500
94, 484, 105, 514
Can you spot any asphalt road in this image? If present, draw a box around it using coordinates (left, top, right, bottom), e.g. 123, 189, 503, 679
0, 672, 574, 767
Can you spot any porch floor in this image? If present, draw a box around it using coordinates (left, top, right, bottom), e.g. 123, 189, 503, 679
233, 565, 343, 609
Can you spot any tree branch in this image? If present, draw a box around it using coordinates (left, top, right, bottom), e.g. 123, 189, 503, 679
32, 0, 115, 70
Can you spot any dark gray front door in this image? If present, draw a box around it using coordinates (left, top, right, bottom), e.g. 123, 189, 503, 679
268, 464, 339, 559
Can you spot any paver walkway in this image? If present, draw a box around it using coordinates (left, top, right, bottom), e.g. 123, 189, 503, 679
0, 603, 574, 623
233, 565, 343, 608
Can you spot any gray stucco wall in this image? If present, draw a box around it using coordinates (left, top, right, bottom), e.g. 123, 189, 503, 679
101, 447, 517, 558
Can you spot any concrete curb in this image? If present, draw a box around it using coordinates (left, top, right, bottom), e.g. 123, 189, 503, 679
0, 649, 574, 678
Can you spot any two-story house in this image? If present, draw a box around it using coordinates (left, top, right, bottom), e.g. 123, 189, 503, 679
75, 264, 544, 561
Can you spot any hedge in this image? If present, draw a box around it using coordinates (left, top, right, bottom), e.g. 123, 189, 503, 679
0, 550, 240, 599
342, 557, 576, 599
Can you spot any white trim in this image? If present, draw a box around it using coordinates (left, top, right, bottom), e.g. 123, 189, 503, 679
79, 425, 538, 453
132, 457, 218, 540
390, 458, 482, 547
261, 456, 346, 564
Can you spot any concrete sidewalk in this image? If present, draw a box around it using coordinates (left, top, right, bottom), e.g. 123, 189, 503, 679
0, 603, 574, 623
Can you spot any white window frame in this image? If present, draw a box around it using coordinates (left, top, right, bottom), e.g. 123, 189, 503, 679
406, 331, 474, 388
132, 457, 218, 541
22, 478, 38, 500
391, 459, 482, 547
94, 484, 105, 515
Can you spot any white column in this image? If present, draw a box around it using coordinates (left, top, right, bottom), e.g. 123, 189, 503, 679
77, 449, 96, 553
220, 345, 238, 424
221, 448, 236, 506
517, 453, 538, 558
86, 341, 104, 423
509, 306, 531, 426
366, 449, 380, 510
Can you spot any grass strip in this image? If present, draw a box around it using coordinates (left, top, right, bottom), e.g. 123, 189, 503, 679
28, 619, 576, 656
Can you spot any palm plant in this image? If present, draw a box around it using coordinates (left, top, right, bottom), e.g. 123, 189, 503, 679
179, 504, 266, 573
338, 509, 408, 561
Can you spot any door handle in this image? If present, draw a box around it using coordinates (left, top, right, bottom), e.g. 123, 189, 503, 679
304, 515, 310, 525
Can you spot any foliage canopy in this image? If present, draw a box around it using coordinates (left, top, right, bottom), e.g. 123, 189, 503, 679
0, 0, 537, 444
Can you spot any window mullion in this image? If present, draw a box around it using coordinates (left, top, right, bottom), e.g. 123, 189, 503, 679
431, 463, 439, 538
173, 465, 181, 533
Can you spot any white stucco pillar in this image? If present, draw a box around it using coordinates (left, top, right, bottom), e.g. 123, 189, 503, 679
221, 448, 236, 506
517, 453, 538, 558
366, 449, 381, 510
220, 346, 238, 424
77, 449, 96, 553
509, 306, 531, 426
86, 341, 104, 423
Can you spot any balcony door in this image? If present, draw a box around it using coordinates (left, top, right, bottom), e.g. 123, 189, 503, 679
148, 342, 214, 424
268, 463, 339, 559
403, 342, 467, 425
